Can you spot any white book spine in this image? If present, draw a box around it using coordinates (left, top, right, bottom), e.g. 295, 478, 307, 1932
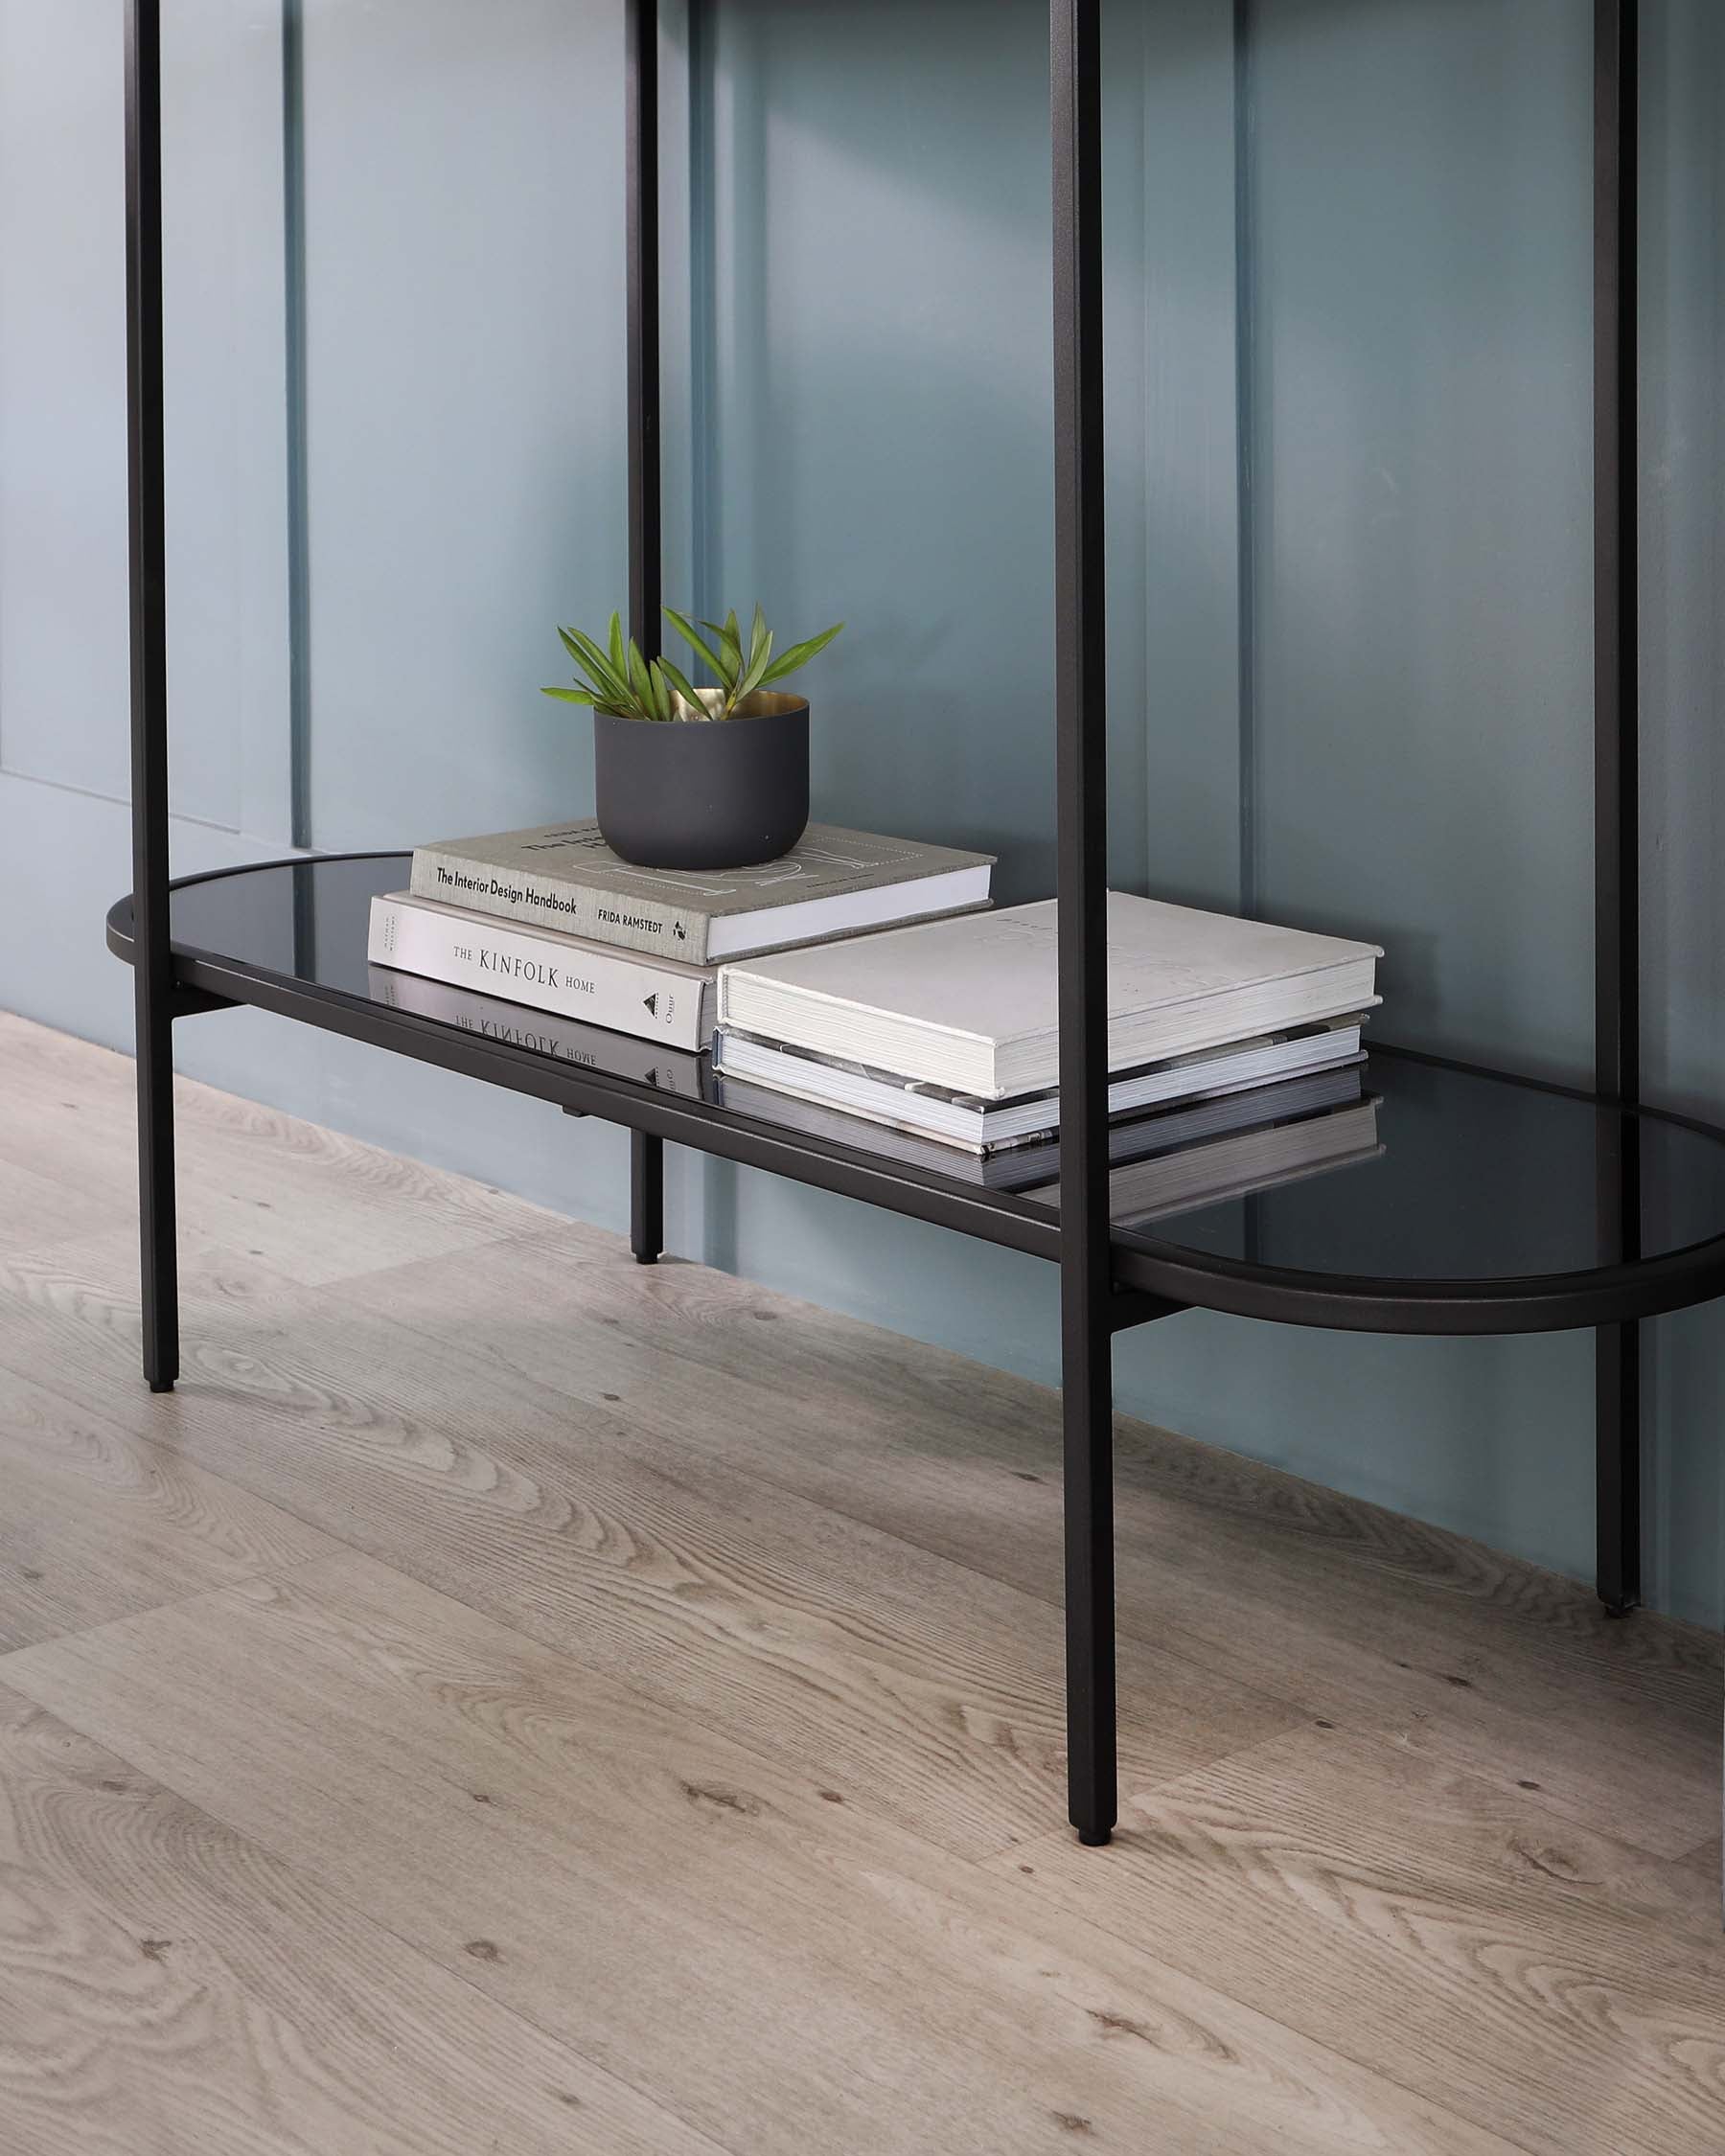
368, 894, 712, 1050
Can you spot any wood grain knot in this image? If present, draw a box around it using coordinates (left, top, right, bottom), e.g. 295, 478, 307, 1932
680, 1780, 761, 1818
1088, 2009, 1149, 2042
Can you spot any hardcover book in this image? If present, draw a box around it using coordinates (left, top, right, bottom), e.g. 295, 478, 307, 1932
712, 1017, 1366, 1153
366, 965, 711, 1097
367, 890, 718, 1050
718, 894, 1384, 1100
408, 820, 995, 965
715, 1065, 1368, 1192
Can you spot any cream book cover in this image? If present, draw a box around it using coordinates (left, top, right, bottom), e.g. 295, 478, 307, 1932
719, 894, 1383, 1099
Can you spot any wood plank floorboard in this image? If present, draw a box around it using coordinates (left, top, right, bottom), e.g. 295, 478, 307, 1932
0, 1231, 1300, 1861
326, 1225, 1723, 1863
0, 1681, 729, 2156
987, 1726, 1725, 2156
0, 1010, 1720, 2153
0, 1358, 336, 1650
0, 1158, 118, 1261
0, 1014, 551, 1286
0, 1554, 1528, 2156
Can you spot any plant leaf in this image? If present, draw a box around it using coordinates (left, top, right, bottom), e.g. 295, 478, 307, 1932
662, 607, 727, 683
696, 616, 743, 688
734, 630, 776, 704
558, 626, 626, 700
761, 620, 844, 685
657, 655, 705, 715
556, 623, 596, 675
748, 603, 770, 674
627, 640, 662, 719
541, 685, 597, 704
649, 658, 678, 722
577, 631, 632, 696
563, 626, 635, 706
608, 609, 627, 677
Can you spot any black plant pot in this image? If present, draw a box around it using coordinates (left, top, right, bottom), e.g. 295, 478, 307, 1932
593, 692, 811, 869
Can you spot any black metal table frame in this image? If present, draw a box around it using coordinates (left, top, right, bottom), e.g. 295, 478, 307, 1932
119, 0, 1699, 1848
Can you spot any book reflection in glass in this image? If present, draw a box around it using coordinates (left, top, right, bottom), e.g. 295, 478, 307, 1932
366, 966, 712, 1101
1025, 1094, 1384, 1224
716, 1064, 1380, 1208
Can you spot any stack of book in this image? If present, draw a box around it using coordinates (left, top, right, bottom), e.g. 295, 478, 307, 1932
366, 820, 998, 1077
368, 821, 1386, 1226
712, 894, 1386, 1222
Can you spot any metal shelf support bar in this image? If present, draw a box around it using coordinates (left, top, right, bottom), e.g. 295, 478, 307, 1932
625, 0, 667, 1259
125, 0, 177, 1393
1052, 0, 1116, 1846
1594, 0, 1642, 1617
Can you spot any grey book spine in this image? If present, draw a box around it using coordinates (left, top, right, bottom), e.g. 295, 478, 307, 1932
409, 848, 710, 961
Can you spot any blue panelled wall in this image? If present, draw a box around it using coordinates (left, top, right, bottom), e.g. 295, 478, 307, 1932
2, 1, 1720, 1617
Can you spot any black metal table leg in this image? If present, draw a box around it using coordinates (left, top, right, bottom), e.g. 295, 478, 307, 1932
624, 0, 664, 1280
1051, 0, 1113, 1848
126, 0, 177, 1393
1597, 1320, 1641, 1616
632, 1130, 664, 1264
1063, 1283, 1116, 1846
1593, 0, 1642, 1616
136, 1014, 179, 1393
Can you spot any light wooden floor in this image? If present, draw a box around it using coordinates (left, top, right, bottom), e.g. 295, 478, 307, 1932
0, 1012, 1722, 2155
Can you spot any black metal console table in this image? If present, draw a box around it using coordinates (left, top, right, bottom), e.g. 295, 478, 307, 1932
115, 0, 1725, 1848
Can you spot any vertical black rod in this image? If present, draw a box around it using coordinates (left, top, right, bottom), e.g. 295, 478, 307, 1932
625, 0, 667, 1248
1052, 0, 1116, 1846
1596, 1288, 1640, 1612
283, 0, 312, 850
631, 1127, 664, 1264
626, 0, 662, 659
1594, 0, 1641, 1615
125, 0, 178, 1393
1231, 0, 1257, 921
1595, 0, 1640, 1111
687, 0, 718, 621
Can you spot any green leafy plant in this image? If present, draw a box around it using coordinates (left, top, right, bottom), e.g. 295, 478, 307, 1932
661, 604, 843, 718
543, 604, 842, 722
541, 611, 693, 723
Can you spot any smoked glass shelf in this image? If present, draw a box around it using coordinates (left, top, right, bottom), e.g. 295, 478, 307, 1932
108, 853, 1725, 1339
